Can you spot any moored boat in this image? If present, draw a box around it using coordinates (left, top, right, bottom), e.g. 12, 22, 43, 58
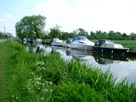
66, 36, 94, 50
50, 38, 64, 47
93, 39, 129, 54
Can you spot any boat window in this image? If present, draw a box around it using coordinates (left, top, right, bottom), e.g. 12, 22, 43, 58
105, 40, 114, 44
79, 42, 85, 44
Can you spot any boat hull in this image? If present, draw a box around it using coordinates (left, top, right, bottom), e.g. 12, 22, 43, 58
69, 44, 93, 51
92, 46, 129, 54
51, 42, 64, 47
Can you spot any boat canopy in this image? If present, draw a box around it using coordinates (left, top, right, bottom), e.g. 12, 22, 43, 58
95, 39, 114, 46
72, 36, 87, 41
66, 36, 94, 46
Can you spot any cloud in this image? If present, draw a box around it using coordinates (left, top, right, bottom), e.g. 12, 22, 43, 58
34, 0, 136, 33
0, 14, 15, 35
0, 14, 14, 23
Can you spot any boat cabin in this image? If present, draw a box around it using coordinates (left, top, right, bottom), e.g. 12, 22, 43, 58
95, 39, 123, 48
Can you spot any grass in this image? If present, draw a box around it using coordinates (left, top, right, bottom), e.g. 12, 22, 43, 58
114, 40, 136, 49
0, 40, 9, 102
0, 39, 44, 101
0, 39, 136, 102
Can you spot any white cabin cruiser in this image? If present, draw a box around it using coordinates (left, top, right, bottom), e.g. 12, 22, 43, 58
66, 36, 94, 50
95, 39, 124, 48
93, 39, 129, 54
51, 38, 64, 46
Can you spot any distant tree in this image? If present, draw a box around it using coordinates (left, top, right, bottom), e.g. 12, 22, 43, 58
49, 25, 61, 38
0, 31, 13, 38
15, 15, 46, 40
60, 32, 74, 40
0, 31, 3, 38
5, 32, 13, 37
89, 31, 96, 39
121, 33, 128, 40
95, 30, 103, 39
108, 31, 115, 39
114, 32, 122, 40
73, 28, 88, 36
130, 33, 136, 40
102, 31, 109, 39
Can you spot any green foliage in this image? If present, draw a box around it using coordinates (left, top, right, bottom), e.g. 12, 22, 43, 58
15, 15, 46, 39
46, 28, 136, 41
0, 31, 13, 38
49, 25, 61, 38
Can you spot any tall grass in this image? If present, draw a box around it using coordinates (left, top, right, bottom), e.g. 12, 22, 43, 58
0, 40, 136, 102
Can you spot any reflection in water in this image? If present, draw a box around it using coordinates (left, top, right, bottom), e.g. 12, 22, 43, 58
26, 43, 52, 55
26, 43, 136, 84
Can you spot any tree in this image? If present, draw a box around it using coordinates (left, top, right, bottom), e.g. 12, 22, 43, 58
15, 15, 46, 40
122, 33, 129, 40
130, 33, 136, 40
49, 25, 61, 38
73, 28, 88, 36
0, 31, 3, 38
5, 32, 13, 37
60, 32, 74, 40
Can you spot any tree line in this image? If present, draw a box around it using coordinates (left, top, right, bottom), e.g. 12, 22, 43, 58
0, 31, 13, 38
12, 15, 136, 40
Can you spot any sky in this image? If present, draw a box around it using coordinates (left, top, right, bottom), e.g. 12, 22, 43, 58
1, 0, 136, 36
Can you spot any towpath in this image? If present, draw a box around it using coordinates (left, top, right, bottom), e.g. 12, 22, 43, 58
0, 40, 9, 102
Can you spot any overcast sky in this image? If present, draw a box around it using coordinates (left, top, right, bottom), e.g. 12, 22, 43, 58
1, 0, 136, 36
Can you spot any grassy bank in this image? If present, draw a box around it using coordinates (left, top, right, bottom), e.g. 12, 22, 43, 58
0, 40, 136, 102
114, 40, 136, 48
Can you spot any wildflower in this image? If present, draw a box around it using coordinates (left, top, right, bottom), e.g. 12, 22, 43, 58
44, 88, 48, 92
16, 97, 18, 100
42, 66, 46, 70
36, 77, 41, 81
31, 72, 34, 75
40, 97, 44, 100
45, 80, 49, 84
36, 61, 44, 66
42, 83, 45, 86
50, 89, 53, 92
37, 82, 40, 85
28, 88, 31, 90
49, 81, 53, 85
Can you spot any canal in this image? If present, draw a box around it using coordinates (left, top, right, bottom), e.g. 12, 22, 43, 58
26, 43, 136, 85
